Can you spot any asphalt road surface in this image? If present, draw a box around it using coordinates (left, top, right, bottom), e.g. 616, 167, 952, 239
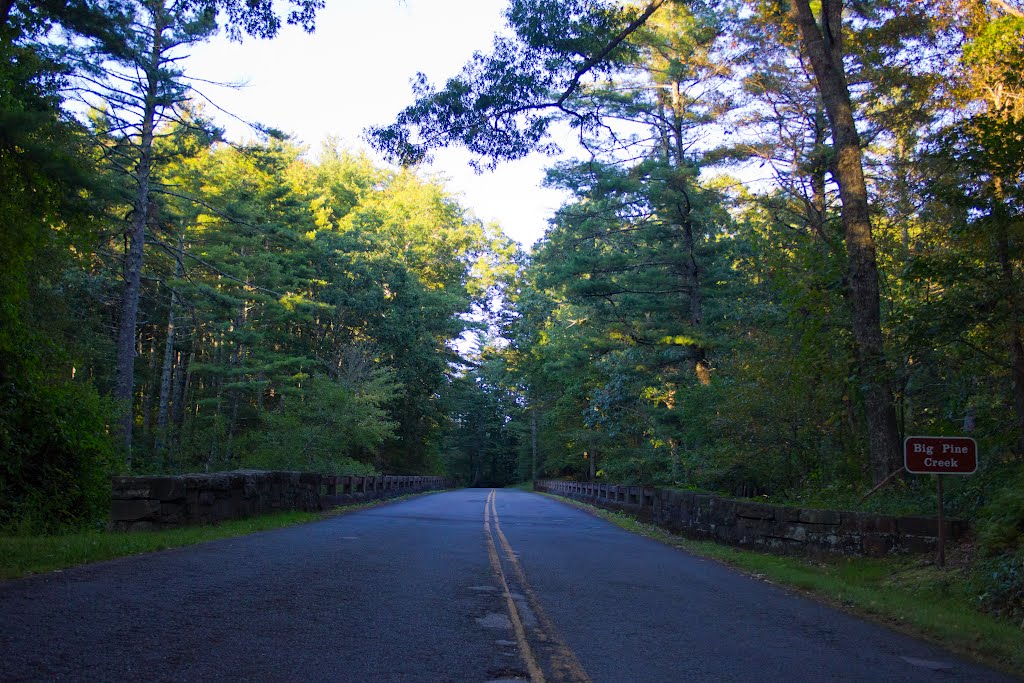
0, 489, 1015, 682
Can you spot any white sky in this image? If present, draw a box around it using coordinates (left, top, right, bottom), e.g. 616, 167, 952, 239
186, 0, 573, 247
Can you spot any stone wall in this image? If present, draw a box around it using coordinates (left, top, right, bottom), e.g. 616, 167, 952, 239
535, 480, 967, 558
111, 470, 453, 532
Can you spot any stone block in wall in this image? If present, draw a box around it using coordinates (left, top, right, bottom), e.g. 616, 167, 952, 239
805, 530, 853, 554
736, 516, 766, 544
900, 535, 937, 554
241, 473, 259, 499
210, 473, 236, 491
798, 508, 842, 526
776, 523, 808, 543
233, 488, 255, 516
690, 494, 712, 531
709, 497, 737, 528
111, 499, 160, 521
735, 502, 775, 521
158, 501, 186, 524
714, 524, 737, 543
673, 491, 694, 528
776, 507, 802, 523
112, 476, 184, 501
322, 475, 337, 496
148, 477, 186, 501
212, 496, 235, 522
626, 486, 640, 505
661, 491, 686, 531
841, 513, 898, 535
111, 477, 150, 500
897, 516, 938, 537
862, 534, 895, 557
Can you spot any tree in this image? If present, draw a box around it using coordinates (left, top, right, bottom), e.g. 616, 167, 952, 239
370, 0, 910, 483
912, 1, 1024, 452
0, 0, 121, 530
67, 0, 324, 459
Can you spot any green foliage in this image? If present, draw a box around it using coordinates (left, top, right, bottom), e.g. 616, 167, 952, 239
441, 344, 526, 487
368, 0, 650, 166
0, 378, 116, 534
972, 463, 1024, 622
976, 464, 1024, 557
944, 461, 1024, 623
234, 373, 397, 474
85, 136, 504, 478
0, 8, 121, 533
973, 553, 1024, 624
3, 0, 510, 511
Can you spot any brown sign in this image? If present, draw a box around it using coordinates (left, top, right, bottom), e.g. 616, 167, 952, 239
904, 436, 978, 475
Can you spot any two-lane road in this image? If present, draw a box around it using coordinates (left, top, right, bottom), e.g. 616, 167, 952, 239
0, 489, 1013, 681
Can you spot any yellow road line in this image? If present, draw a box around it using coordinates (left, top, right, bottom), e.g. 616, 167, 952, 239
485, 489, 546, 683
489, 491, 592, 683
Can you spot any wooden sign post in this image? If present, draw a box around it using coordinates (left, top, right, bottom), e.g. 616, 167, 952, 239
904, 436, 978, 567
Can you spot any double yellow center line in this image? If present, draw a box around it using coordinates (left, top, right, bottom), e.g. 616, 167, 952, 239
483, 489, 590, 683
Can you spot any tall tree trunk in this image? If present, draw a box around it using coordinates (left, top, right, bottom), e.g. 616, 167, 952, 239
113, 12, 164, 462
224, 299, 248, 465
140, 333, 158, 439
665, 98, 709, 385
530, 406, 539, 483
790, 0, 901, 483
178, 349, 190, 421
669, 438, 679, 483
155, 247, 181, 461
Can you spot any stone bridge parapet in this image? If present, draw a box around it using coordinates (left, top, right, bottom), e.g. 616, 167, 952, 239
111, 470, 453, 531
534, 479, 967, 558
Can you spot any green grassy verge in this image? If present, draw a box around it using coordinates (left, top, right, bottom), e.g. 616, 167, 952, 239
0, 491, 441, 582
540, 492, 1024, 677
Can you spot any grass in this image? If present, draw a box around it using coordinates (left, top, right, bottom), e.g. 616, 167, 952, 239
0, 491, 439, 582
540, 491, 1024, 677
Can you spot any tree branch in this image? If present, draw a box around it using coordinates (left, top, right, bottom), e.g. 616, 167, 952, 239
557, 0, 668, 106
991, 0, 1024, 18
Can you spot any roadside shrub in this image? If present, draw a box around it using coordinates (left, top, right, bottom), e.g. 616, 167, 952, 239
972, 463, 1024, 622
973, 552, 1024, 623
975, 464, 1024, 556
0, 379, 116, 535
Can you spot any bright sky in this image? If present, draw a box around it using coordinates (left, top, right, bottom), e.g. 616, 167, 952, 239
186, 0, 572, 247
